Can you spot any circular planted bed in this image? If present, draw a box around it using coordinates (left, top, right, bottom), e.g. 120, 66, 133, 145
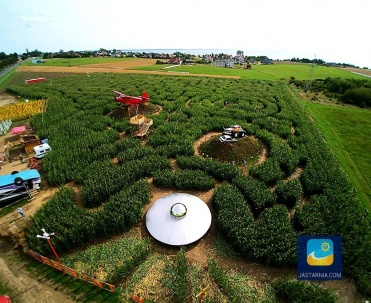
199, 135, 262, 163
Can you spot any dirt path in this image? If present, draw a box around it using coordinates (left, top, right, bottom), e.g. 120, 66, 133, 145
256, 143, 268, 165
0, 252, 74, 303
0, 94, 19, 106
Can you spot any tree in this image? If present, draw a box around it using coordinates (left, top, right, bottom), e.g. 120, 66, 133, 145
29, 49, 42, 57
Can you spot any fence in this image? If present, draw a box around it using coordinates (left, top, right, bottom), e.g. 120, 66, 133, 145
0, 120, 12, 135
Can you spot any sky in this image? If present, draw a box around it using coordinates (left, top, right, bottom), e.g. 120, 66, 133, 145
0, 0, 370, 67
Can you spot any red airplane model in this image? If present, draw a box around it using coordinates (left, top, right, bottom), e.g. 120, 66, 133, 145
113, 90, 150, 115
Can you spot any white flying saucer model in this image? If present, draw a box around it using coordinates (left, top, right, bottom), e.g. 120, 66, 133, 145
146, 193, 212, 246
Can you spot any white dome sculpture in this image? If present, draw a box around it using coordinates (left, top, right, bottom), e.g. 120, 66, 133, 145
146, 193, 212, 246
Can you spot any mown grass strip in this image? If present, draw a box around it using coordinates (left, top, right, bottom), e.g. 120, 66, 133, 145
301, 101, 371, 209
0, 68, 18, 91
134, 63, 367, 80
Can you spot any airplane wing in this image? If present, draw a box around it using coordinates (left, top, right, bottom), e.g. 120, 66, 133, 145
112, 90, 126, 97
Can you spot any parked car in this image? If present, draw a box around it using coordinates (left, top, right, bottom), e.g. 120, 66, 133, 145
219, 135, 237, 143
222, 124, 246, 138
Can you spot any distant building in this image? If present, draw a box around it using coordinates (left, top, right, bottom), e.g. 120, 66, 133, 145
233, 55, 244, 64
215, 59, 234, 68
168, 57, 182, 64
202, 54, 214, 63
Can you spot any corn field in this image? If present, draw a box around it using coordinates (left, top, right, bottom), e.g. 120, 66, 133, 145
0, 100, 47, 121
7, 72, 370, 299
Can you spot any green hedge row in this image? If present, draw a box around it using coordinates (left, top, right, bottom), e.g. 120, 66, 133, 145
153, 169, 215, 191
272, 277, 338, 303
62, 237, 151, 284
212, 184, 296, 266
28, 180, 151, 254
177, 156, 242, 182
232, 175, 275, 216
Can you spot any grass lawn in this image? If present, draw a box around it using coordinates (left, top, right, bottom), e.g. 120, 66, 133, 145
302, 101, 371, 209
18, 57, 368, 81
133, 62, 368, 80
0, 68, 17, 91
21, 57, 136, 67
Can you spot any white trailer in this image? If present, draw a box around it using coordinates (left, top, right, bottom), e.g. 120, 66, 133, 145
33, 143, 51, 159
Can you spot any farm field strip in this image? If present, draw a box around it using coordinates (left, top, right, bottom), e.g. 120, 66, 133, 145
15, 57, 369, 81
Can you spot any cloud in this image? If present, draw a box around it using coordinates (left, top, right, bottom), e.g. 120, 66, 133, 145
21, 14, 51, 28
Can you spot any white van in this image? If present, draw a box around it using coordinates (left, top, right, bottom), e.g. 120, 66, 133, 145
33, 143, 51, 159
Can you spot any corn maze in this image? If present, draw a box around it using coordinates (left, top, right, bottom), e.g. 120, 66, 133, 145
7, 73, 370, 302
0, 99, 46, 121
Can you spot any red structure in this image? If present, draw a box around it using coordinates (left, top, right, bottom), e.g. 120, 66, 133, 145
113, 90, 149, 115
129, 294, 145, 303
113, 90, 149, 106
36, 228, 62, 263
25, 78, 46, 84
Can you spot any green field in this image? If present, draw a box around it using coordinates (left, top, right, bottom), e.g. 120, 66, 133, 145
0, 68, 17, 91
301, 100, 371, 209
134, 63, 369, 80
18, 56, 370, 80
21, 57, 137, 67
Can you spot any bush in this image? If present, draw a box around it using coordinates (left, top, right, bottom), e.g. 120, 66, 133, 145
249, 158, 284, 186
62, 237, 151, 284
276, 179, 303, 208
272, 277, 338, 303
207, 258, 274, 302
232, 175, 275, 216
162, 248, 188, 303
252, 205, 297, 266
177, 156, 242, 182
342, 87, 371, 107
153, 169, 215, 190
212, 183, 254, 254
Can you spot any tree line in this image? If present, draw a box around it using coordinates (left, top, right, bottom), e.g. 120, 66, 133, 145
0, 52, 19, 70
293, 77, 371, 108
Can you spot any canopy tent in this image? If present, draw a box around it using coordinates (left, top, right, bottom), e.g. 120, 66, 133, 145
146, 193, 212, 246
11, 126, 26, 135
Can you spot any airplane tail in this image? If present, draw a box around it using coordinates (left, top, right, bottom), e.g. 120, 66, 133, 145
141, 92, 149, 101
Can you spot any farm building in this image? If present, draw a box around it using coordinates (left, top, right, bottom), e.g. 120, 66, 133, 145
215, 59, 234, 68
233, 55, 245, 64
202, 54, 214, 63
168, 57, 182, 64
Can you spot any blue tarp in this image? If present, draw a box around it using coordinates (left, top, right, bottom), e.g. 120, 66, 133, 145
0, 169, 40, 187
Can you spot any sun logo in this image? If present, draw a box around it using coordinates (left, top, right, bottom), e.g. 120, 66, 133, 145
307, 239, 334, 266
321, 241, 331, 252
